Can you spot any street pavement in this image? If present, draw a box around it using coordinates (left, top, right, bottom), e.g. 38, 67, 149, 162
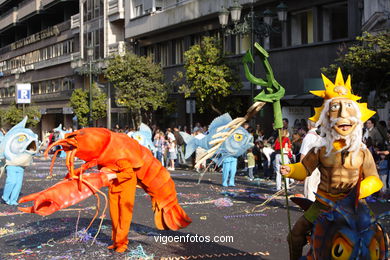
0, 156, 389, 260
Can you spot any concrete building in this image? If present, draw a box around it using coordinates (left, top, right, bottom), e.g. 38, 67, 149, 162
124, 0, 390, 132
0, 0, 126, 137
0, 0, 388, 136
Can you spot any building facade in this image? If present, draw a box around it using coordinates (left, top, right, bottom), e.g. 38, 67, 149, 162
0, 0, 388, 136
124, 0, 389, 132
0, 0, 127, 137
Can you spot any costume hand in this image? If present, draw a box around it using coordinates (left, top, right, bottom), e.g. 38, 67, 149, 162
106, 173, 117, 181
100, 167, 117, 181
280, 165, 290, 176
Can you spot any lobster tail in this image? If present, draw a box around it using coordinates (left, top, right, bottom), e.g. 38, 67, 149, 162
135, 146, 192, 230
151, 179, 192, 230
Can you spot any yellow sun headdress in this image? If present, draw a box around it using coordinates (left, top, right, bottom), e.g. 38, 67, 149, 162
309, 68, 375, 123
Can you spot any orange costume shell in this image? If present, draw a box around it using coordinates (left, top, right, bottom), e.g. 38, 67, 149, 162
19, 128, 192, 253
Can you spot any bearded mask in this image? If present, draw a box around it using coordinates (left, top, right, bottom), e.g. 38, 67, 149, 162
310, 68, 375, 133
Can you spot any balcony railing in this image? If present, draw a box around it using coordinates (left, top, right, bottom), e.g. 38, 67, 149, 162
34, 54, 71, 70
0, 7, 17, 31
18, 0, 42, 20
108, 41, 125, 56
108, 0, 124, 21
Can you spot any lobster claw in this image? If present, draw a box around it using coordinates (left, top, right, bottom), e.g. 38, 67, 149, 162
18, 192, 44, 214
18, 172, 110, 216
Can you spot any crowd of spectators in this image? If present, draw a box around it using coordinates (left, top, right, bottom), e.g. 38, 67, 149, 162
43, 117, 390, 198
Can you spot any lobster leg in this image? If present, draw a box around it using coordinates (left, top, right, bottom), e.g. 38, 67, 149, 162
108, 172, 137, 253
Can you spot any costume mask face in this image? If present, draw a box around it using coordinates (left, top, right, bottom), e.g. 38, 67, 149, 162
328, 98, 358, 136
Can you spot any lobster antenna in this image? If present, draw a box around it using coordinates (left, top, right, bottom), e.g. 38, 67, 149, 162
80, 178, 108, 245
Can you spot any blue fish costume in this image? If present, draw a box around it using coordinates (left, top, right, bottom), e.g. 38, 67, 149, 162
181, 113, 253, 186
53, 124, 71, 158
128, 123, 157, 154
1, 117, 39, 205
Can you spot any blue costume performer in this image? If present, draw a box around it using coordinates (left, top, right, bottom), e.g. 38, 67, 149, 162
221, 156, 238, 187
180, 113, 253, 186
1, 117, 39, 205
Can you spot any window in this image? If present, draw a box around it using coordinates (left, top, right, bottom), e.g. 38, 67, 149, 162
290, 9, 314, 46
160, 43, 168, 67
173, 39, 184, 65
227, 34, 250, 55
32, 83, 39, 95
321, 3, 348, 41
269, 18, 282, 49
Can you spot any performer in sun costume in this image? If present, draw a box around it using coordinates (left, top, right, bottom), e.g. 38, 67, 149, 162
280, 68, 383, 260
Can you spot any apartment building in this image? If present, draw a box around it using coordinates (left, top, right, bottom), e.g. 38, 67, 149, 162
0, 0, 388, 135
124, 0, 389, 131
0, 0, 126, 136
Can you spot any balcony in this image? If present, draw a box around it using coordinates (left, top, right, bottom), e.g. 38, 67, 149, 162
0, 7, 17, 32
108, 0, 124, 22
32, 90, 73, 102
70, 13, 80, 33
41, 0, 56, 8
34, 54, 71, 70
108, 41, 125, 56
18, 0, 42, 21
126, 0, 230, 38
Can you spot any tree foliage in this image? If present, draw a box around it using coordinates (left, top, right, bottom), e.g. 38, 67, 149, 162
176, 36, 241, 114
69, 84, 107, 127
321, 32, 390, 107
1, 103, 41, 127
104, 52, 168, 127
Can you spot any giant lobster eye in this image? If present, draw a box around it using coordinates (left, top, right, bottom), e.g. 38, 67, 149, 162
331, 236, 352, 260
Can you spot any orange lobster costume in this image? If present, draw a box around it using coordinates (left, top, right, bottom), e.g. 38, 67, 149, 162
19, 128, 192, 253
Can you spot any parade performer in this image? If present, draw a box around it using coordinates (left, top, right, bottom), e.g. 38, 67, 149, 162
280, 68, 383, 260
180, 113, 253, 185
20, 128, 191, 253
1, 117, 39, 205
53, 124, 71, 158
128, 123, 157, 155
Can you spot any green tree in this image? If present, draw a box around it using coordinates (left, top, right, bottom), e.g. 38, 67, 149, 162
176, 36, 242, 115
104, 51, 168, 127
1, 103, 41, 127
321, 32, 390, 107
69, 84, 107, 127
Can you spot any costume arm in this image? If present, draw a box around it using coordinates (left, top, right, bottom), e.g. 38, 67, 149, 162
115, 159, 136, 184
284, 162, 307, 181
285, 148, 319, 180
359, 149, 383, 199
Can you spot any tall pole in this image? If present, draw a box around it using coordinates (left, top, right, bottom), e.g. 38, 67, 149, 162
89, 60, 93, 127
250, 2, 255, 126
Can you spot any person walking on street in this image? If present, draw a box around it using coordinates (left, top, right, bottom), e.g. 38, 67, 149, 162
246, 148, 256, 181
173, 127, 186, 165
300, 120, 321, 201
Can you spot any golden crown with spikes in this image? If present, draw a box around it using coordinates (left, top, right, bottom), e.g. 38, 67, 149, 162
309, 68, 375, 123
